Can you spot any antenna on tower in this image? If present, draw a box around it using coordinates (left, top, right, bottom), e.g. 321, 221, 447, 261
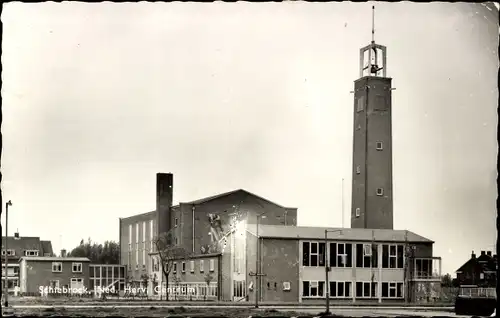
371, 6, 375, 43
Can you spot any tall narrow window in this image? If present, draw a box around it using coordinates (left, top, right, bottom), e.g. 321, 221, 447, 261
397, 245, 404, 269
150, 220, 154, 251
389, 245, 397, 268
128, 225, 132, 246
330, 243, 337, 267
382, 245, 389, 268
355, 208, 360, 217
356, 166, 361, 174
302, 281, 310, 297
302, 242, 310, 266
310, 242, 318, 266
357, 97, 365, 112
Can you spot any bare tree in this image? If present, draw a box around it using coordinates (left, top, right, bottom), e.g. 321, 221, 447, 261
154, 231, 191, 301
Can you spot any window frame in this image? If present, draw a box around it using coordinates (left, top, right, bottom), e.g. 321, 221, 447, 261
200, 260, 204, 273
356, 166, 361, 174
52, 262, 62, 273
357, 96, 365, 112
336, 243, 349, 268
389, 244, 397, 269
302, 280, 325, 298
329, 281, 352, 298
174, 218, 179, 227
190, 260, 195, 273
209, 259, 215, 272
376, 188, 384, 196
182, 262, 186, 273
1, 249, 15, 256
356, 281, 377, 298
72, 262, 82, 273
173, 262, 177, 274
25, 250, 39, 256
381, 281, 404, 298
302, 241, 325, 267
355, 208, 360, 217
376, 141, 383, 150
283, 281, 291, 291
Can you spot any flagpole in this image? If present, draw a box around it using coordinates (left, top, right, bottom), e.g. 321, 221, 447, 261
341, 178, 344, 228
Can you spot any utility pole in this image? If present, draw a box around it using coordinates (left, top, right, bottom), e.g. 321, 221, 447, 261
249, 213, 266, 308
325, 229, 343, 314
404, 230, 409, 304
4, 200, 13, 308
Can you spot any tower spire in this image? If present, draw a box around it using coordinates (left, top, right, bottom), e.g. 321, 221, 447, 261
359, 5, 386, 78
371, 5, 375, 43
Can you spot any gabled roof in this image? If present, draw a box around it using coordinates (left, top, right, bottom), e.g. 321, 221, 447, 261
1, 236, 53, 258
40, 240, 54, 256
183, 189, 292, 209
123, 189, 294, 219
456, 254, 497, 273
249, 225, 433, 243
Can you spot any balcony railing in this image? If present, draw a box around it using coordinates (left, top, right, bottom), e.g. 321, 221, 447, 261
459, 287, 496, 299
412, 271, 440, 280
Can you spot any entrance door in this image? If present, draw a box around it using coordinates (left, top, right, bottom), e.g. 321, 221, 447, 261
70, 278, 84, 294
233, 280, 246, 301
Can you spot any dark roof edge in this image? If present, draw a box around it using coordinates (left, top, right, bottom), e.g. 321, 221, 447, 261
259, 235, 433, 243
120, 210, 156, 221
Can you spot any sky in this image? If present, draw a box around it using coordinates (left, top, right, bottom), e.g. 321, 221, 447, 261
1, 2, 498, 276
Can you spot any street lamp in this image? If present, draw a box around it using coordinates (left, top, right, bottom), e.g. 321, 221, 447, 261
4, 200, 13, 307
324, 229, 343, 315
253, 213, 266, 308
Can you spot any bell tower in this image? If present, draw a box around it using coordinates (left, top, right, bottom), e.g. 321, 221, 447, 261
351, 6, 394, 230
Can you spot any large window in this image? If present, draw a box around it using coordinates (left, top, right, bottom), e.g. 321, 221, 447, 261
328, 281, 352, 298
302, 281, 325, 297
329, 243, 352, 268
382, 244, 404, 269
415, 259, 433, 278
356, 281, 378, 298
381, 282, 404, 298
356, 243, 376, 268
302, 242, 325, 267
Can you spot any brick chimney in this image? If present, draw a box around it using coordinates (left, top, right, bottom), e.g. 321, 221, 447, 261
487, 251, 492, 257
471, 251, 476, 259
156, 173, 173, 235
480, 250, 486, 256
60, 249, 67, 258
